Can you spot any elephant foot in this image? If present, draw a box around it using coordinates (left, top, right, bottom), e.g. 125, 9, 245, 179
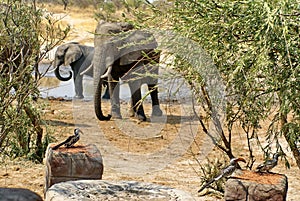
111, 111, 122, 120
128, 107, 135, 117
74, 95, 84, 99
151, 106, 163, 117
135, 111, 147, 121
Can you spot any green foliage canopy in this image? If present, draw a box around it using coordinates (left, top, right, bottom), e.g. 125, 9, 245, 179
125, 0, 300, 169
171, 0, 300, 168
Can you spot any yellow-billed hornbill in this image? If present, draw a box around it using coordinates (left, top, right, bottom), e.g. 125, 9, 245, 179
52, 128, 83, 150
256, 153, 280, 173
198, 157, 246, 193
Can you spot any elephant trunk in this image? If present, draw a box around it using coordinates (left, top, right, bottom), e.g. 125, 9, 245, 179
94, 77, 111, 120
54, 65, 72, 81
93, 42, 112, 121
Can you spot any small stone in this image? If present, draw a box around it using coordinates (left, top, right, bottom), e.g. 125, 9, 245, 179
0, 188, 42, 201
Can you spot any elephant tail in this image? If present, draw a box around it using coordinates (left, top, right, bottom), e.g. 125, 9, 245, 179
94, 78, 111, 121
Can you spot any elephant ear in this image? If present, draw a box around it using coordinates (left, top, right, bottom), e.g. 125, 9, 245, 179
64, 44, 82, 66
120, 51, 142, 65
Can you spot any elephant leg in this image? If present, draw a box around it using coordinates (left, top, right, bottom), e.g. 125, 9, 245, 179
127, 99, 135, 117
109, 79, 122, 119
128, 80, 146, 121
148, 84, 163, 116
73, 75, 84, 99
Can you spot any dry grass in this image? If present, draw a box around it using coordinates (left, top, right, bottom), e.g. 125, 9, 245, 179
40, 3, 95, 17
0, 158, 44, 196
39, 3, 98, 44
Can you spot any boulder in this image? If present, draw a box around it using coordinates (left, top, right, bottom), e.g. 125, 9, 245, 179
0, 188, 42, 201
45, 180, 195, 201
225, 169, 288, 201
44, 143, 103, 193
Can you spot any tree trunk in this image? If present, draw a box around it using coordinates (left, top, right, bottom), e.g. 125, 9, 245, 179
24, 106, 43, 162
280, 112, 300, 169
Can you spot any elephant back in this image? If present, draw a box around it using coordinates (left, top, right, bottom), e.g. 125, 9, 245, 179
95, 21, 133, 37
119, 30, 158, 65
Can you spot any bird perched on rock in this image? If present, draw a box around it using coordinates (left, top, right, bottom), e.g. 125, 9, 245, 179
198, 157, 246, 193
256, 153, 280, 173
52, 128, 83, 150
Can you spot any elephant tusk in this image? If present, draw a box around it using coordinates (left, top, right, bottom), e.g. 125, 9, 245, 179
47, 62, 56, 73
47, 59, 59, 73
80, 63, 93, 76
100, 74, 108, 78
100, 65, 112, 79
47, 66, 56, 73
48, 68, 55, 73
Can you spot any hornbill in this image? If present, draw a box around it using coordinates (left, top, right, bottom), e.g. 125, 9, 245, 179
256, 153, 280, 173
198, 157, 246, 193
52, 128, 83, 150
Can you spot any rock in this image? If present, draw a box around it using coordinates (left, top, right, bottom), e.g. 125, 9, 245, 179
45, 180, 194, 201
44, 143, 103, 194
225, 169, 288, 201
0, 188, 42, 201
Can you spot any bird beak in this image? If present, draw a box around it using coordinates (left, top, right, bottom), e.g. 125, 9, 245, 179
78, 129, 84, 135
236, 158, 246, 163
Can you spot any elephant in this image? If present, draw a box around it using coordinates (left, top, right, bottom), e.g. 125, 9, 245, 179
90, 21, 163, 121
52, 42, 109, 99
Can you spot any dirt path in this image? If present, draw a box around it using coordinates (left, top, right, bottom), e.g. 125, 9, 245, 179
49, 5, 97, 45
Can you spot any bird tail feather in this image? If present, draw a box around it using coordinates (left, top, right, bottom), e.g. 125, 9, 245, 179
198, 178, 216, 193
52, 141, 66, 150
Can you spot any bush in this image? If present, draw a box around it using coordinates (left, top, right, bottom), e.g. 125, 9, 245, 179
0, 0, 68, 162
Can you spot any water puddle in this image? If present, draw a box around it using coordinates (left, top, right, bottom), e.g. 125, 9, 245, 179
39, 75, 94, 100
38, 63, 147, 101
37, 63, 191, 102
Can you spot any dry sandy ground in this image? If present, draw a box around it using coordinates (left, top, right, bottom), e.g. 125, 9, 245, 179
0, 99, 299, 200
0, 4, 299, 201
